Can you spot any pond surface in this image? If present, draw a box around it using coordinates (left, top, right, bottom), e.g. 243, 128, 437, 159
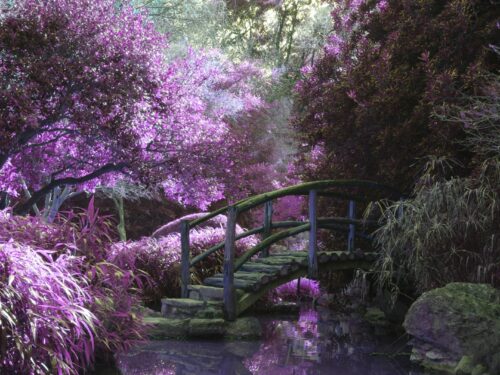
107, 305, 424, 375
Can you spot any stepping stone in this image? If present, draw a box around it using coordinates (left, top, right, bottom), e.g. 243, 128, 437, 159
161, 298, 205, 318
188, 285, 224, 301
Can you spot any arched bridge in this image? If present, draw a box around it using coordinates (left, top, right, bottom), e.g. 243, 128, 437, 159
161, 180, 401, 321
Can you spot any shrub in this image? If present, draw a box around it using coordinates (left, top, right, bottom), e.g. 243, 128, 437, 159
108, 220, 258, 301
373, 73, 500, 297
0, 242, 97, 375
0, 209, 75, 252
270, 278, 320, 302
0, 204, 148, 366
293, 0, 498, 190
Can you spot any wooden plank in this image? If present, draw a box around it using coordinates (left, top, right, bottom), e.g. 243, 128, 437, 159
234, 271, 273, 284
234, 223, 310, 271
210, 272, 273, 284
308, 190, 318, 279
260, 200, 273, 258
253, 256, 305, 266
269, 251, 307, 257
223, 206, 237, 321
180, 220, 190, 298
205, 277, 260, 292
240, 263, 283, 274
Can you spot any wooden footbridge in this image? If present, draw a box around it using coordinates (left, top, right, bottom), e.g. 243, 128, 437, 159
162, 180, 401, 321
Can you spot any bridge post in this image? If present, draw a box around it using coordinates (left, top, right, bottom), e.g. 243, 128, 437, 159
223, 206, 237, 321
308, 190, 318, 279
260, 200, 273, 258
180, 220, 190, 298
347, 200, 356, 252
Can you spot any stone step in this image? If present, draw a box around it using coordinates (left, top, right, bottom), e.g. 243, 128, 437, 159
188, 285, 224, 301
161, 297, 225, 319
161, 298, 206, 318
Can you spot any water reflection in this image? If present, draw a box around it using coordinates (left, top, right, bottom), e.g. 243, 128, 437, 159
115, 305, 423, 375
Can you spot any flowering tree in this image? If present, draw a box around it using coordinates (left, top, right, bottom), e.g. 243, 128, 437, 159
293, 0, 498, 189
0, 0, 265, 215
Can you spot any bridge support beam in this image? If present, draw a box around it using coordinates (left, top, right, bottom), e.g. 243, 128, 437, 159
347, 200, 356, 252
260, 200, 273, 258
308, 190, 318, 279
180, 220, 190, 298
223, 206, 237, 321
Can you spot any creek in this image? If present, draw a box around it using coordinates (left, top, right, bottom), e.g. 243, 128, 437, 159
95, 303, 425, 375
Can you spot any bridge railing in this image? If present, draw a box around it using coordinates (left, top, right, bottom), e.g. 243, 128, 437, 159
179, 179, 401, 319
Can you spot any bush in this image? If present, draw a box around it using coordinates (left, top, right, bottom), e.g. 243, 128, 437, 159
0, 242, 97, 374
270, 278, 320, 302
0, 204, 149, 368
293, 0, 498, 190
373, 73, 500, 298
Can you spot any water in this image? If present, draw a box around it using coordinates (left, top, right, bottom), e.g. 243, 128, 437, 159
110, 305, 424, 375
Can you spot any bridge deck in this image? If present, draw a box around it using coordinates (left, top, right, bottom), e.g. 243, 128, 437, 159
203, 250, 376, 292
162, 250, 376, 319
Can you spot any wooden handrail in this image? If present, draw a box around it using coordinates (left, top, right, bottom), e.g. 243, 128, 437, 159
188, 217, 376, 267
187, 179, 401, 230
234, 223, 311, 271
189, 226, 265, 266
234, 179, 400, 213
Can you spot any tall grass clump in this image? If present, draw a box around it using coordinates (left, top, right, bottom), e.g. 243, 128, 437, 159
0, 242, 97, 374
372, 71, 500, 297
0, 201, 149, 370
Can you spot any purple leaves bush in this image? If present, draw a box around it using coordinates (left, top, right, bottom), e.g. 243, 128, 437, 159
0, 206, 148, 373
0, 242, 97, 374
108, 222, 258, 301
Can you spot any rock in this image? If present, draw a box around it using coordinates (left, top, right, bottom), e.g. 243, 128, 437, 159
188, 318, 226, 337
144, 316, 262, 340
363, 307, 389, 327
225, 317, 262, 340
224, 341, 261, 358
145, 317, 190, 339
188, 285, 224, 301
404, 283, 500, 374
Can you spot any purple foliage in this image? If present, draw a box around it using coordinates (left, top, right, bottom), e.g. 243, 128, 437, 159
0, 242, 97, 374
108, 221, 258, 300
0, 206, 149, 371
277, 278, 320, 300
0, 1, 269, 212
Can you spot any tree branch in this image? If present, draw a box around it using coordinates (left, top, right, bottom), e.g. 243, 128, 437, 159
14, 162, 129, 215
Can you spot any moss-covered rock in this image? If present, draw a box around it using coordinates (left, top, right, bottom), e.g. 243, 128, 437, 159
144, 316, 262, 340
404, 283, 500, 375
225, 317, 262, 340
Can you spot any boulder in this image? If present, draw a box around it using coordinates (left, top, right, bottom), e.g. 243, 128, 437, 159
403, 283, 500, 374
225, 317, 262, 340
144, 316, 263, 340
